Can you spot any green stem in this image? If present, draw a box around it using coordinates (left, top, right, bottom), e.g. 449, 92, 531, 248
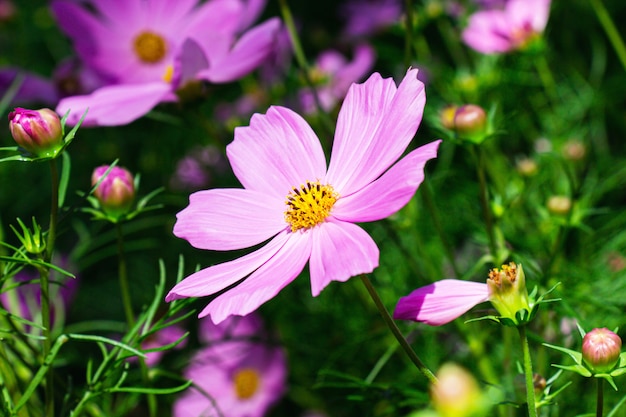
596, 378, 604, 417
404, 0, 415, 68
115, 223, 134, 329
359, 275, 437, 384
518, 326, 537, 417
42, 159, 60, 416
534, 54, 558, 107
470, 146, 498, 261
589, 0, 626, 73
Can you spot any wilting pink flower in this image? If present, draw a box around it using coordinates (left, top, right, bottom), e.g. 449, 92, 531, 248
340, 0, 402, 38
299, 44, 375, 114
173, 314, 286, 417
51, 0, 280, 126
462, 0, 551, 54
394, 280, 490, 326
167, 68, 440, 324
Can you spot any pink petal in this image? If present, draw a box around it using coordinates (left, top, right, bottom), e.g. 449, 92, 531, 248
227, 106, 326, 200
462, 11, 515, 54
51, 1, 107, 58
393, 279, 490, 326
507, 0, 551, 32
173, 188, 286, 251
56, 82, 172, 126
333, 140, 440, 223
309, 220, 379, 296
326, 68, 426, 196
185, 0, 243, 47
197, 18, 281, 83
165, 231, 291, 301
198, 231, 312, 324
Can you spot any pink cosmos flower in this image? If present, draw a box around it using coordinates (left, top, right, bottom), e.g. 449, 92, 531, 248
340, 0, 402, 38
393, 280, 490, 326
166, 68, 441, 324
172, 314, 286, 417
51, 0, 280, 126
299, 44, 375, 114
461, 0, 551, 54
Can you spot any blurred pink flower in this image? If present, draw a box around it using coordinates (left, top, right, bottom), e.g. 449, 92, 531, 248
173, 314, 286, 417
166, 68, 440, 324
393, 279, 490, 326
299, 44, 375, 114
51, 0, 280, 126
461, 0, 551, 54
169, 145, 229, 191
141, 325, 188, 367
340, 0, 402, 38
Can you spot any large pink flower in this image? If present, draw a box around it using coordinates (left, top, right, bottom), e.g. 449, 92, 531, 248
167, 68, 441, 324
51, 0, 280, 126
461, 0, 551, 54
393, 280, 490, 326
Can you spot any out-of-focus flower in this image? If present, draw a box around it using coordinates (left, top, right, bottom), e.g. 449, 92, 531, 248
453, 104, 487, 139
562, 139, 586, 161
431, 363, 487, 417
515, 157, 538, 177
91, 165, 136, 218
0, 0, 15, 21
394, 263, 532, 326
166, 69, 440, 324
462, 0, 551, 54
582, 328, 622, 374
8, 108, 63, 157
172, 314, 286, 417
547, 195, 571, 215
0, 256, 78, 332
0, 69, 60, 107
339, 0, 402, 38
169, 145, 228, 192
141, 325, 188, 367
51, 0, 281, 126
299, 44, 375, 114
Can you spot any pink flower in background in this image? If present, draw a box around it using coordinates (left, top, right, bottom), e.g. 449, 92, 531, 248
141, 325, 188, 367
167, 68, 440, 324
173, 314, 286, 417
462, 0, 551, 54
299, 44, 375, 114
393, 280, 490, 325
51, 0, 280, 126
169, 145, 229, 192
340, 0, 402, 38
0, 257, 78, 332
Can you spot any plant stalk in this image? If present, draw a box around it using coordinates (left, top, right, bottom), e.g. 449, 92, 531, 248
518, 325, 537, 417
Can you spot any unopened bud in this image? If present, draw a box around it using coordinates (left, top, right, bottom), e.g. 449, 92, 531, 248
431, 363, 483, 417
92, 165, 136, 218
547, 195, 571, 215
582, 328, 622, 374
8, 108, 63, 157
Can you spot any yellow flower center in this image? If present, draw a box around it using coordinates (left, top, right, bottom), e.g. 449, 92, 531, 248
233, 368, 260, 400
285, 181, 338, 232
488, 262, 518, 286
133, 31, 167, 64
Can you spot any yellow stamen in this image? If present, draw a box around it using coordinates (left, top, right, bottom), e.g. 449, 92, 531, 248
285, 181, 338, 232
162, 64, 174, 83
133, 31, 167, 64
233, 368, 260, 400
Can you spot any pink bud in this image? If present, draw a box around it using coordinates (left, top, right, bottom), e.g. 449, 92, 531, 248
91, 165, 135, 217
8, 108, 63, 157
582, 328, 622, 373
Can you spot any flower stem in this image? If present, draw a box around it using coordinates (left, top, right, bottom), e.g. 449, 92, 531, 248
596, 378, 604, 417
115, 223, 134, 329
518, 325, 537, 417
359, 275, 437, 384
42, 159, 60, 416
469, 145, 498, 262
589, 0, 626, 73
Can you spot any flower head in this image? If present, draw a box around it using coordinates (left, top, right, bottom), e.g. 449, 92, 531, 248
8, 108, 63, 157
582, 328, 622, 374
462, 0, 551, 54
172, 314, 286, 417
91, 165, 136, 219
51, 0, 281, 126
167, 68, 440, 324
486, 262, 530, 324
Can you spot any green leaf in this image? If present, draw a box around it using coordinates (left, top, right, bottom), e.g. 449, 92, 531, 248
58, 151, 71, 208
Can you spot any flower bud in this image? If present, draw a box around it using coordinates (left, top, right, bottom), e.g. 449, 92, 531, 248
582, 328, 622, 374
547, 195, 571, 215
91, 165, 135, 218
8, 108, 63, 157
452, 104, 488, 144
487, 262, 530, 325
431, 363, 484, 417
440, 105, 458, 130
